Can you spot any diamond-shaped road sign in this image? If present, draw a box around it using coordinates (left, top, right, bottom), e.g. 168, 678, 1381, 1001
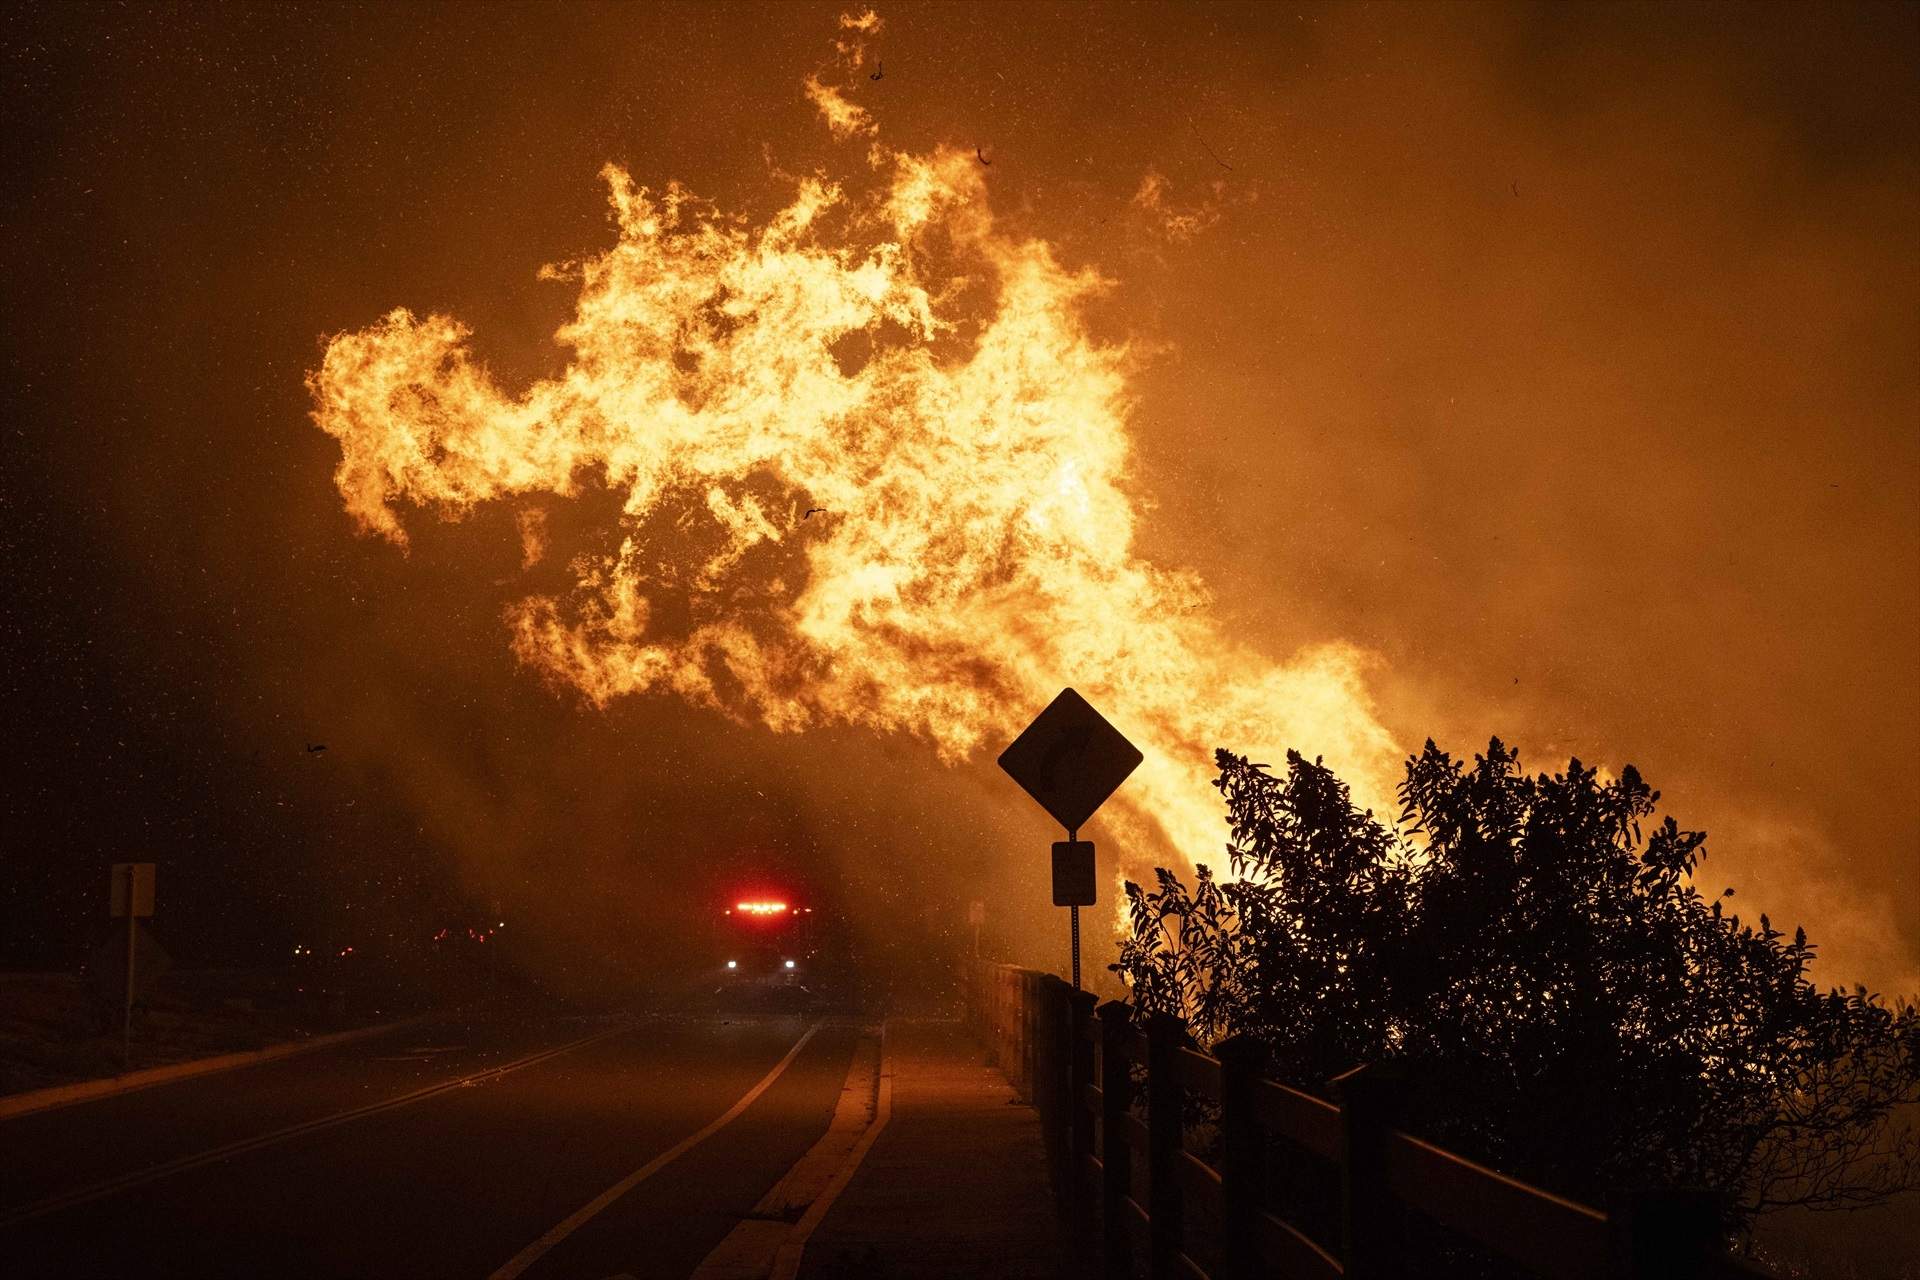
998, 688, 1143, 834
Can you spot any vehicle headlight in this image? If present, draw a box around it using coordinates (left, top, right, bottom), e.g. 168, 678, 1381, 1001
726, 960, 738, 970
784, 959, 796, 970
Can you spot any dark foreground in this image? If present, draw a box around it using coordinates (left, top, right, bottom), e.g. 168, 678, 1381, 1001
0, 1005, 861, 1279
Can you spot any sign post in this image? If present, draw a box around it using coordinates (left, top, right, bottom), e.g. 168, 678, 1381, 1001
997, 689, 1142, 989
108, 862, 155, 1070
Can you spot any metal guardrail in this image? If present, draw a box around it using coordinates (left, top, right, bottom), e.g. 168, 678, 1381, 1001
966, 961, 1776, 1280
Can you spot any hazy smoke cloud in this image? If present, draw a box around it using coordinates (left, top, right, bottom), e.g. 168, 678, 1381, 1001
6, 3, 1912, 996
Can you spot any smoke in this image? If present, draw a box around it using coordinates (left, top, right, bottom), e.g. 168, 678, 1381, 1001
1130, 171, 1253, 244
11, 2, 1908, 993
306, 25, 1401, 908
296, 7, 1918, 992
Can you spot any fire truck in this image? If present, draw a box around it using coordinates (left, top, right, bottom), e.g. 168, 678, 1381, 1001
716, 897, 817, 988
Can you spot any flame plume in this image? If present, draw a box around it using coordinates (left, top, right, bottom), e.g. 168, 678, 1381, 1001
307, 23, 1399, 880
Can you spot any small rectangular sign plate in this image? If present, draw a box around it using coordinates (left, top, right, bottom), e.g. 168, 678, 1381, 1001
110, 863, 155, 918
1051, 840, 1096, 907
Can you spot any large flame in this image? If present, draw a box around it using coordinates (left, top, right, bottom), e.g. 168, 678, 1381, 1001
307, 14, 1399, 882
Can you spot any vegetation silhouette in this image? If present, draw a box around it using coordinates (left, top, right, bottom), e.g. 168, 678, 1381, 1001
1112, 740, 1919, 1245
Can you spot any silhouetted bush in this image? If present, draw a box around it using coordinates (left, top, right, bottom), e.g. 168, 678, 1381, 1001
1113, 740, 1920, 1237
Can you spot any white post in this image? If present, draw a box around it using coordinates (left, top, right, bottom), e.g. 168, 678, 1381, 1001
122, 863, 137, 1071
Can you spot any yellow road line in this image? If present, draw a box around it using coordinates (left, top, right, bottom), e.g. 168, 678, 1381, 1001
689, 1024, 882, 1279
489, 1020, 825, 1280
769, 1020, 893, 1280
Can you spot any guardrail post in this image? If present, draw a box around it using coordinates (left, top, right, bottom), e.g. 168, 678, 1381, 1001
1610, 1188, 1721, 1279
1146, 1012, 1186, 1279
1097, 1001, 1133, 1280
1068, 988, 1099, 1255
1216, 1034, 1267, 1280
1333, 1061, 1409, 1280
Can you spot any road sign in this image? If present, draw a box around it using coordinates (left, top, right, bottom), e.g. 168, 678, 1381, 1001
1051, 841, 1095, 907
107, 862, 159, 1067
109, 863, 155, 918
999, 688, 1142, 991
997, 688, 1143, 835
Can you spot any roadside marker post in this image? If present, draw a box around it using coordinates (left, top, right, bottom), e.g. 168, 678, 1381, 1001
998, 689, 1142, 989
108, 862, 156, 1070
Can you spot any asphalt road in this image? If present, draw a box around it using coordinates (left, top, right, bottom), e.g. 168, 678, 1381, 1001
0, 1006, 862, 1279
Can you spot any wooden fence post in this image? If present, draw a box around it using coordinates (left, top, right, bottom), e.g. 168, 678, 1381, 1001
1147, 1012, 1187, 1279
1010, 971, 1026, 1099
966, 960, 978, 1040
1216, 1034, 1267, 1280
1098, 1000, 1133, 1280
1610, 1188, 1721, 1279
1001, 969, 1011, 1070
982, 966, 998, 1068
1333, 1061, 1409, 1280
973, 960, 984, 1039
1035, 976, 1073, 1213
1023, 971, 1039, 1102
1001, 968, 1014, 1074
1007, 971, 1019, 1092
1068, 988, 1099, 1253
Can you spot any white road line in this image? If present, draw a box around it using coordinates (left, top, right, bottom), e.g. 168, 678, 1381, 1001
489, 1021, 825, 1280
0, 1021, 634, 1229
769, 1021, 893, 1280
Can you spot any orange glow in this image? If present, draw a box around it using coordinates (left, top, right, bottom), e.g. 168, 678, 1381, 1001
306, 12, 1399, 896
734, 901, 789, 915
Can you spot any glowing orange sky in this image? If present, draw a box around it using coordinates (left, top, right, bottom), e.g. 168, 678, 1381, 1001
3, 2, 1914, 993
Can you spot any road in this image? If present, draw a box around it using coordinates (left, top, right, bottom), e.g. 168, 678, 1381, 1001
0, 1006, 865, 1279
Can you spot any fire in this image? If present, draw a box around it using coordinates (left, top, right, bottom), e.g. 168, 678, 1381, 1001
306, 11, 1398, 890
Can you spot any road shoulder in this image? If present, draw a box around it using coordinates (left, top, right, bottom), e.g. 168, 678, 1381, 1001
0, 1012, 437, 1122
691, 1022, 885, 1280
792, 1017, 1071, 1280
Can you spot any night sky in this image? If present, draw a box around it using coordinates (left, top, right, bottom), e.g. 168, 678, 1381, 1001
2, 2, 1915, 994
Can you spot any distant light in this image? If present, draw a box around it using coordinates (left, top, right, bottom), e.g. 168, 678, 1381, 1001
497, 921, 505, 928
784, 959, 796, 970
726, 960, 738, 970
736, 901, 788, 915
